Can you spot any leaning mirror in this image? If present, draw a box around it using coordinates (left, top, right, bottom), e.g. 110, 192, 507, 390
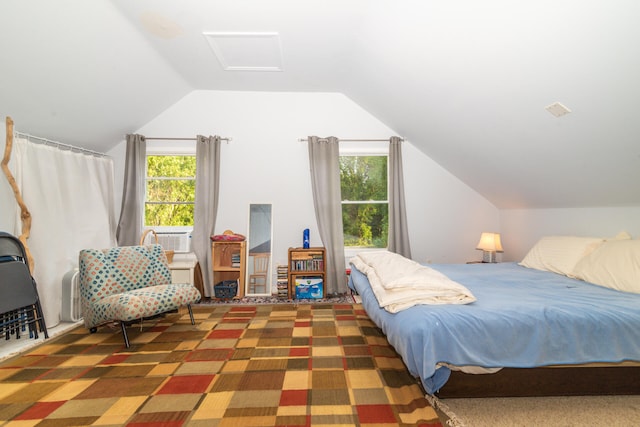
246, 203, 272, 296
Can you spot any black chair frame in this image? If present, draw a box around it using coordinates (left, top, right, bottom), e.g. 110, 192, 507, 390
0, 232, 48, 341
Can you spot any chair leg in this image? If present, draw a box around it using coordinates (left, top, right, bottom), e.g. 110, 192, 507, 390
34, 300, 48, 339
187, 304, 195, 325
14, 311, 21, 340
120, 322, 130, 348
26, 307, 38, 340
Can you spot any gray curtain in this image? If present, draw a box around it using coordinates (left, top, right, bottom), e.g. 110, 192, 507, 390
388, 136, 412, 258
308, 136, 347, 295
193, 135, 221, 297
116, 134, 146, 246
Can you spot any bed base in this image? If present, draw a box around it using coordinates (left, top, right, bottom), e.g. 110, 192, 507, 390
435, 366, 640, 398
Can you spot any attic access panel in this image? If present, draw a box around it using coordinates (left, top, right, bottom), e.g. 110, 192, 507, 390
203, 32, 284, 71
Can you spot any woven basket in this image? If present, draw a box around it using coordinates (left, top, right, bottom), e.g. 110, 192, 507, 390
140, 229, 175, 263
214, 280, 238, 299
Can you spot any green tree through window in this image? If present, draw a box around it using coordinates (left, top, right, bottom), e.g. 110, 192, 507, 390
145, 155, 196, 227
340, 155, 388, 248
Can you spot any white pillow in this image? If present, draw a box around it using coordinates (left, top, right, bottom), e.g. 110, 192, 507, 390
572, 240, 640, 294
519, 236, 604, 276
607, 231, 632, 241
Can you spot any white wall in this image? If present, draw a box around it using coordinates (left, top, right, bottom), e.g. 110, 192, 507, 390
402, 141, 499, 263
500, 207, 640, 261
108, 90, 499, 276
6, 92, 640, 275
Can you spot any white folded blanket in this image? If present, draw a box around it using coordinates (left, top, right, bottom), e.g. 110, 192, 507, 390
350, 251, 476, 313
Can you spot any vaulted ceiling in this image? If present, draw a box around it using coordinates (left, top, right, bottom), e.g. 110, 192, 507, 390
2, 0, 639, 209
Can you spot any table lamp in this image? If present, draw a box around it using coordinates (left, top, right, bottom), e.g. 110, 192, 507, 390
476, 232, 503, 263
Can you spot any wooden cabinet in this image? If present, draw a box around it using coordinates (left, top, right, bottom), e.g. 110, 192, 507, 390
211, 240, 246, 299
288, 247, 325, 299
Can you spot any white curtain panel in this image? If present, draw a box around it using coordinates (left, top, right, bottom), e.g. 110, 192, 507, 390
12, 138, 116, 327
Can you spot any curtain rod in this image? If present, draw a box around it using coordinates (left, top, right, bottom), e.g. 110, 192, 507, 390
145, 136, 232, 142
297, 138, 403, 142
14, 131, 108, 157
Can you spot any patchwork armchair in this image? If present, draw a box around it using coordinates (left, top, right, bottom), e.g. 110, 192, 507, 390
79, 244, 201, 348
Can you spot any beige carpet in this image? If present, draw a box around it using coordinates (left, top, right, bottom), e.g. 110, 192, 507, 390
433, 395, 640, 427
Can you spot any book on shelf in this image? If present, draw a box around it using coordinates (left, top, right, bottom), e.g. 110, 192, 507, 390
231, 253, 241, 267
290, 258, 324, 272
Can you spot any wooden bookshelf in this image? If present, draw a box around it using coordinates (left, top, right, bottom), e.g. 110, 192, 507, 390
288, 247, 325, 299
211, 240, 246, 299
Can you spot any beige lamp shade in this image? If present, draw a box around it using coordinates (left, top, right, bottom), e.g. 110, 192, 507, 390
476, 232, 504, 252
476, 232, 503, 263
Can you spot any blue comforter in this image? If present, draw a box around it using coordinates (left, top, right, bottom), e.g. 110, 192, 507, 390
349, 262, 640, 394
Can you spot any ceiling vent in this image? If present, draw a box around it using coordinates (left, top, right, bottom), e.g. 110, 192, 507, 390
203, 32, 284, 71
545, 102, 571, 117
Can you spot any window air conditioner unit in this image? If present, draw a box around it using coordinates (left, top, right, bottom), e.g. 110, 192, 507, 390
155, 232, 192, 253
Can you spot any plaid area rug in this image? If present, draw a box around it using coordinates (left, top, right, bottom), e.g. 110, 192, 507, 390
0, 304, 443, 426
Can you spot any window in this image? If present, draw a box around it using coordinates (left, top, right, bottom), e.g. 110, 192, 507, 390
145, 154, 196, 228
340, 154, 388, 248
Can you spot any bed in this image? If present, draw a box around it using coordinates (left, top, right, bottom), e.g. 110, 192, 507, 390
348, 237, 640, 398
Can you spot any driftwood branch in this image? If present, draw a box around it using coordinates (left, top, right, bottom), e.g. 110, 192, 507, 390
1, 116, 34, 271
